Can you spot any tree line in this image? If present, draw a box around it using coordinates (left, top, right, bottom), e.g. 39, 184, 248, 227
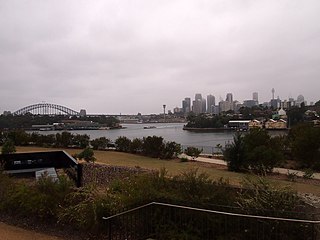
224, 123, 320, 173
0, 114, 119, 129
0, 130, 181, 159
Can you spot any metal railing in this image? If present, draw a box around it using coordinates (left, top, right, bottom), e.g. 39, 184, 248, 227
103, 202, 320, 240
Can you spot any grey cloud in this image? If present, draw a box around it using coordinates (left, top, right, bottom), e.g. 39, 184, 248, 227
1, 0, 320, 114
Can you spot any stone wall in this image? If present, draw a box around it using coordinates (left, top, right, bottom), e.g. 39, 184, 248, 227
81, 163, 155, 187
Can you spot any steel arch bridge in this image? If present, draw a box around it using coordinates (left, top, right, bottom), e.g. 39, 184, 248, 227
13, 103, 80, 116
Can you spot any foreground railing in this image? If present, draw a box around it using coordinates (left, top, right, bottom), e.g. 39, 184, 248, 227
103, 202, 320, 240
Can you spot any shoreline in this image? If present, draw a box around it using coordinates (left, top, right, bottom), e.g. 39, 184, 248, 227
183, 127, 289, 132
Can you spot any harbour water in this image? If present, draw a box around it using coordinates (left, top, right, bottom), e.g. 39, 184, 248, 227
33, 123, 235, 154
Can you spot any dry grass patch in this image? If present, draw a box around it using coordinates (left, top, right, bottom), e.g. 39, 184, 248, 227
15, 146, 320, 196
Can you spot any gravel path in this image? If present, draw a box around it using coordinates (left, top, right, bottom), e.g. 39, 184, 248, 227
0, 222, 63, 240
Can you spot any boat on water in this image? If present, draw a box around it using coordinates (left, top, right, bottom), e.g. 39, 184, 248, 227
143, 126, 156, 129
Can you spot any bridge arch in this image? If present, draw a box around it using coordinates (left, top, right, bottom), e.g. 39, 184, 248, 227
13, 103, 80, 116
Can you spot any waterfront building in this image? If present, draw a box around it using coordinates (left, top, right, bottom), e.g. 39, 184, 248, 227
228, 120, 250, 130
278, 108, 287, 119
265, 119, 287, 129
248, 119, 263, 129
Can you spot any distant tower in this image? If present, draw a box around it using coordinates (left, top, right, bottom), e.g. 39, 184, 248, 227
207, 94, 216, 113
253, 92, 258, 103
163, 105, 166, 122
272, 88, 275, 100
226, 93, 233, 103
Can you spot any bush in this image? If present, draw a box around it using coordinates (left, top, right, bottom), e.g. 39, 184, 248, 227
115, 136, 131, 152
237, 176, 301, 217
224, 132, 245, 171
303, 169, 314, 179
90, 137, 110, 150
58, 187, 113, 231
1, 175, 73, 219
130, 138, 143, 153
184, 147, 202, 159
289, 124, 320, 169
1, 139, 16, 154
224, 129, 283, 174
142, 136, 165, 158
77, 147, 96, 163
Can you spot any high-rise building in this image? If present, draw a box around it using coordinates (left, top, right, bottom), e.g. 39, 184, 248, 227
226, 93, 233, 103
195, 93, 202, 101
182, 97, 191, 113
192, 94, 204, 114
192, 99, 202, 114
202, 98, 206, 113
253, 92, 258, 104
207, 94, 215, 113
296, 94, 305, 107
219, 100, 232, 113
225, 93, 234, 110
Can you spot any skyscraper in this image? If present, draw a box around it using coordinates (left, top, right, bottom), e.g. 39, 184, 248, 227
193, 93, 205, 114
182, 97, 191, 113
226, 93, 233, 103
195, 93, 202, 101
207, 94, 215, 113
253, 92, 258, 104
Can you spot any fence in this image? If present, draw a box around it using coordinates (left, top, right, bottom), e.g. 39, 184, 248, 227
181, 145, 225, 155
103, 202, 320, 240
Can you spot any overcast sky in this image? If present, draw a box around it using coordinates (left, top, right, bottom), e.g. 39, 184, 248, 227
1, 0, 319, 114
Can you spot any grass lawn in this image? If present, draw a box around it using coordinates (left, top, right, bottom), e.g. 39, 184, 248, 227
15, 146, 320, 196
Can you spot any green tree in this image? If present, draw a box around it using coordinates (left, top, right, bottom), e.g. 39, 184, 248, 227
129, 138, 143, 153
243, 128, 283, 173
1, 139, 16, 154
289, 124, 320, 169
184, 147, 202, 160
115, 136, 131, 152
224, 129, 283, 174
162, 141, 181, 159
72, 134, 90, 148
77, 147, 96, 163
55, 132, 73, 148
90, 137, 110, 150
142, 136, 165, 158
224, 132, 246, 172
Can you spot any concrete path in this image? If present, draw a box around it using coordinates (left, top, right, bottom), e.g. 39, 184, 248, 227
179, 154, 320, 180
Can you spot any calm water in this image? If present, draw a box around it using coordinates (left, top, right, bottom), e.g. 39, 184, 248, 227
32, 123, 235, 154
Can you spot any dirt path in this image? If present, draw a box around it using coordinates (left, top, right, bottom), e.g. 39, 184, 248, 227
0, 222, 63, 240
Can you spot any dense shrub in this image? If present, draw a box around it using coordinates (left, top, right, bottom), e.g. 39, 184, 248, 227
184, 146, 202, 159
237, 176, 301, 217
1, 175, 73, 219
224, 129, 284, 174
115, 136, 132, 152
77, 147, 96, 162
289, 124, 320, 169
90, 137, 110, 150
1, 139, 16, 154
129, 138, 143, 153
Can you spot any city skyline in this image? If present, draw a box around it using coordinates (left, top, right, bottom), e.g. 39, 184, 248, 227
179, 91, 311, 115
1, 1, 320, 114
